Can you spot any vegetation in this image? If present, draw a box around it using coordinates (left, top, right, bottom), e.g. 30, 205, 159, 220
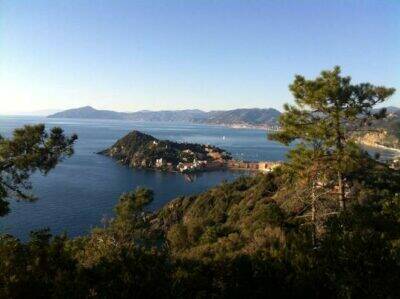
269, 66, 395, 210
1, 68, 399, 298
99, 130, 231, 171
0, 124, 77, 216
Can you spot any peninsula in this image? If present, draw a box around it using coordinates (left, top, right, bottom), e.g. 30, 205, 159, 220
99, 130, 232, 173
99, 130, 281, 173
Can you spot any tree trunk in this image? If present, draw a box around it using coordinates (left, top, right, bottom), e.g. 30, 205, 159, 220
338, 170, 345, 210
311, 183, 317, 247
335, 105, 346, 211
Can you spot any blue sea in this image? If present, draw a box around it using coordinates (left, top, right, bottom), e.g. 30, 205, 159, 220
0, 116, 289, 240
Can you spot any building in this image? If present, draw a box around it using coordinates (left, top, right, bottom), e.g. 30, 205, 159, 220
182, 149, 194, 155
155, 158, 164, 168
258, 161, 281, 172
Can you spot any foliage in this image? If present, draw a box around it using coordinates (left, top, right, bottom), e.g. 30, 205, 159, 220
1, 68, 399, 298
270, 66, 395, 209
100, 130, 230, 170
1, 164, 399, 298
0, 124, 77, 216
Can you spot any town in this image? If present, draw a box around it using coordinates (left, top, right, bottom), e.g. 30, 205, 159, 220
155, 145, 281, 173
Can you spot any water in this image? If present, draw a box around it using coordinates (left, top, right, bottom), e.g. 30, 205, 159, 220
0, 116, 289, 240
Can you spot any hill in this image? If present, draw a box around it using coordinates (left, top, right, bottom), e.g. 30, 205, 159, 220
200, 108, 281, 127
356, 109, 400, 150
126, 109, 208, 122
48, 106, 281, 127
99, 130, 231, 172
48, 106, 124, 119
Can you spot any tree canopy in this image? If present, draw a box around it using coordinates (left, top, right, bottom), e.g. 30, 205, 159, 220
270, 66, 395, 211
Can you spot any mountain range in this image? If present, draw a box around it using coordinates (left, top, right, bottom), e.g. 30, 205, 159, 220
48, 106, 281, 128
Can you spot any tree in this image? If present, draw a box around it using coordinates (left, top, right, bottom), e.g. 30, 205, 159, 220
279, 144, 332, 245
0, 124, 77, 216
270, 66, 395, 210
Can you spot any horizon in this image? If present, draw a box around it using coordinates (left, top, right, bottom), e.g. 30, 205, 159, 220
3, 105, 284, 116
4, 104, 400, 117
1, 1, 399, 113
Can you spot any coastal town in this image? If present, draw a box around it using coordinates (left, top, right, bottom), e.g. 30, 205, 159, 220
155, 145, 281, 173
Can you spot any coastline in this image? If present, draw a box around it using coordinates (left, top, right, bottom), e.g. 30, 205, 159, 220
357, 141, 400, 157
203, 122, 280, 131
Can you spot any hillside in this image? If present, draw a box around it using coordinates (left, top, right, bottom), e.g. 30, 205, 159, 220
99, 130, 231, 172
356, 110, 400, 150
126, 109, 208, 122
200, 108, 281, 127
145, 173, 283, 258
48, 106, 124, 119
48, 106, 281, 127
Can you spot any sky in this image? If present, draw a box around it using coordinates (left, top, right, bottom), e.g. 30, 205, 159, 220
0, 0, 399, 114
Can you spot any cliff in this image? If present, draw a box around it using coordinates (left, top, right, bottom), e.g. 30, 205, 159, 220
356, 130, 400, 151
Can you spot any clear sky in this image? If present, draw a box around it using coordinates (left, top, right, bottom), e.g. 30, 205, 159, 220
0, 0, 399, 113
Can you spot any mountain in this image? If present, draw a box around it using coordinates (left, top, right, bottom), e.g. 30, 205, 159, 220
200, 108, 281, 127
124, 109, 209, 122
99, 130, 231, 172
354, 108, 400, 150
382, 106, 400, 114
48, 106, 208, 122
48, 106, 124, 119
48, 106, 281, 127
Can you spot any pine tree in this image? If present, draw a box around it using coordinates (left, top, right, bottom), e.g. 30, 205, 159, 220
0, 124, 77, 216
270, 66, 395, 210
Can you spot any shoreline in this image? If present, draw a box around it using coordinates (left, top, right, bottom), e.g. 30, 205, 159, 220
109, 159, 282, 174
202, 122, 280, 131
358, 141, 400, 155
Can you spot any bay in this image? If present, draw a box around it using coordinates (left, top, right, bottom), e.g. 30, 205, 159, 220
0, 116, 288, 240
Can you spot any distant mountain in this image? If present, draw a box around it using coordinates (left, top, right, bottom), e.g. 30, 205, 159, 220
385, 106, 400, 114
125, 109, 209, 122
48, 106, 209, 122
48, 106, 282, 127
355, 108, 400, 150
48, 106, 123, 119
199, 108, 281, 127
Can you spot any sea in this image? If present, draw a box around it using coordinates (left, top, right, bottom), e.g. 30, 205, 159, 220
0, 116, 290, 240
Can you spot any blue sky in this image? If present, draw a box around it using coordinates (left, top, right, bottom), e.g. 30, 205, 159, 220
0, 0, 399, 113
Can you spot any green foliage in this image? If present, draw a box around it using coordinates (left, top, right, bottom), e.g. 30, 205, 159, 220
0, 230, 86, 298
270, 66, 396, 212
1, 69, 399, 297
115, 187, 154, 217
1, 166, 399, 298
100, 130, 231, 170
0, 124, 77, 216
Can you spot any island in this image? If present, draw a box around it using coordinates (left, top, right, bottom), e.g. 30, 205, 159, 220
99, 130, 281, 173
